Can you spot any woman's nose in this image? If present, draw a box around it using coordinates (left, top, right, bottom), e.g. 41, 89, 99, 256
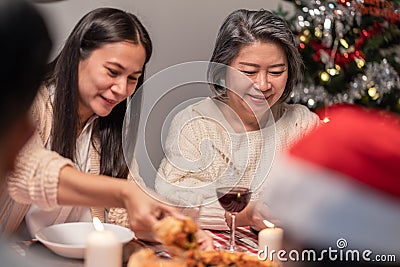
255, 72, 270, 92
111, 79, 129, 96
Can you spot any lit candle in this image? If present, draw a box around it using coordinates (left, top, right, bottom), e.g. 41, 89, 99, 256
258, 219, 284, 255
85, 217, 122, 267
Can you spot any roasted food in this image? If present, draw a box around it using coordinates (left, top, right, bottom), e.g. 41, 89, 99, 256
128, 216, 275, 267
153, 216, 198, 251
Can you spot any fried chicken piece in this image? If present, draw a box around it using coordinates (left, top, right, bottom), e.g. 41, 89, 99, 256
138, 216, 275, 267
153, 216, 198, 251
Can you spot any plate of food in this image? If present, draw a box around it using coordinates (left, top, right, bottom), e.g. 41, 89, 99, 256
35, 222, 135, 259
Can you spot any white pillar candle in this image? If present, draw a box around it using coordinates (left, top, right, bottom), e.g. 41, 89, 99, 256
85, 218, 122, 267
258, 220, 284, 256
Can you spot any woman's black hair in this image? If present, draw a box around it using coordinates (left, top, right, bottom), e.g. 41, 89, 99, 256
46, 7, 152, 178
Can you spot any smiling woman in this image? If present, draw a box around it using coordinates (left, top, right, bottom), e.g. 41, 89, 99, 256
224, 41, 289, 131
77, 41, 146, 123
2, 7, 188, 241
155, 9, 321, 231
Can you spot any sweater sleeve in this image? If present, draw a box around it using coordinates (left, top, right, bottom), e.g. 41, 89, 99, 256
7, 89, 73, 210
275, 104, 321, 152
296, 104, 321, 137
155, 109, 229, 230
288, 104, 321, 147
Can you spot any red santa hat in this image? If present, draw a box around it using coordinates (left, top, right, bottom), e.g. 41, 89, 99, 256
258, 104, 400, 258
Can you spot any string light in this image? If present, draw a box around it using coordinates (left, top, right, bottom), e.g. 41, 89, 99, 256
287, 0, 400, 113
327, 68, 338, 76
354, 57, 365, 68
339, 38, 349, 49
320, 71, 330, 82
368, 87, 379, 100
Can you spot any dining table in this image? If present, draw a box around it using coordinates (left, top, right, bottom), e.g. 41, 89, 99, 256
10, 226, 260, 267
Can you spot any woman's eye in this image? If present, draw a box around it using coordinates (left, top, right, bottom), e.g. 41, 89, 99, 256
240, 70, 257, 76
128, 76, 138, 83
107, 68, 118, 76
268, 70, 285, 77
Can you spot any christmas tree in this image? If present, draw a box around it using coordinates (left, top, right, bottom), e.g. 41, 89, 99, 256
276, 0, 400, 114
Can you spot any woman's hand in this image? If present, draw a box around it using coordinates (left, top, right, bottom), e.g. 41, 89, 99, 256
195, 229, 214, 251
57, 166, 189, 239
121, 182, 184, 234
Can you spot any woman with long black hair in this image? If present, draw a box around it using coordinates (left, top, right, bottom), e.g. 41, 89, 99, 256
3, 7, 184, 241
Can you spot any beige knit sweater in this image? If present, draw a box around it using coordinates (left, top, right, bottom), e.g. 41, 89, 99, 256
155, 98, 320, 230
1, 86, 139, 234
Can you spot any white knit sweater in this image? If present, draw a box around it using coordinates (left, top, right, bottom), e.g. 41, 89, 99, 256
155, 98, 320, 230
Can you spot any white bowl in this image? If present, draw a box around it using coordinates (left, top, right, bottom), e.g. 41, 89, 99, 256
35, 222, 135, 259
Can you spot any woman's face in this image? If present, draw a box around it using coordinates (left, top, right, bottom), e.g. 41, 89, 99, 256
78, 41, 146, 122
225, 41, 288, 125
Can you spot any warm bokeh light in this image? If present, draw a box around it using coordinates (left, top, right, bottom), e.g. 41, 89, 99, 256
339, 38, 349, 49
368, 87, 379, 100
320, 71, 330, 82
355, 57, 365, 68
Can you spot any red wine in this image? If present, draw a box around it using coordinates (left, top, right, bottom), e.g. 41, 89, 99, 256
216, 187, 251, 213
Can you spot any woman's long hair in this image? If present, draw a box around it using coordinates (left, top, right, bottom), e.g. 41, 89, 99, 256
46, 7, 152, 178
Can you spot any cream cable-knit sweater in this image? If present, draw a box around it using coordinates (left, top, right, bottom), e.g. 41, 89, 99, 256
155, 98, 320, 230
1, 86, 139, 234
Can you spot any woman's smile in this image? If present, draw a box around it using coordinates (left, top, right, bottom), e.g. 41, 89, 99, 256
246, 93, 270, 104
225, 41, 288, 126
77, 41, 146, 122
100, 95, 118, 106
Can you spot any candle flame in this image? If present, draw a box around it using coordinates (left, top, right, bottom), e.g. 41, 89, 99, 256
93, 217, 104, 231
263, 219, 275, 228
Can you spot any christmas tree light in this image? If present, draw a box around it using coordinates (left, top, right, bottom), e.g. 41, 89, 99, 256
276, 0, 400, 113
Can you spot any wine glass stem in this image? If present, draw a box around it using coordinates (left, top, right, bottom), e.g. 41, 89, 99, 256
229, 213, 236, 251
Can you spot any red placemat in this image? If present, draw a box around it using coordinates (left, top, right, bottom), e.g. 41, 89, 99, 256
206, 226, 259, 256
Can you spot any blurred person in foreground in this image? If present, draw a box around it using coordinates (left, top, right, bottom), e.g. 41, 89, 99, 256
238, 104, 400, 266
0, 0, 51, 202
0, 0, 52, 265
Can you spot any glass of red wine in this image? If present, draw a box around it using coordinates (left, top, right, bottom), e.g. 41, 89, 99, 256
216, 186, 252, 252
